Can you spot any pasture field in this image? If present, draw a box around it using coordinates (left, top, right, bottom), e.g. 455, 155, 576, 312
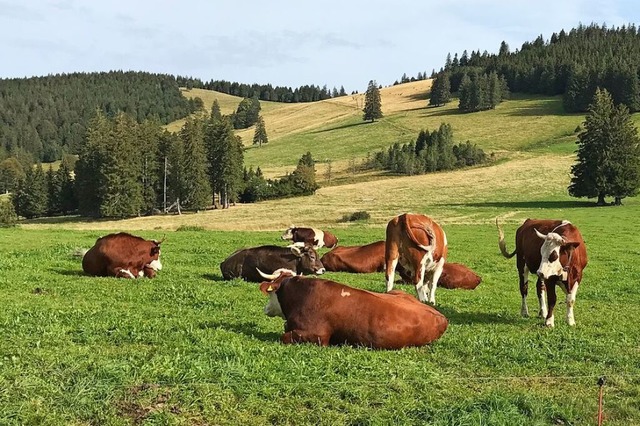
2, 200, 640, 425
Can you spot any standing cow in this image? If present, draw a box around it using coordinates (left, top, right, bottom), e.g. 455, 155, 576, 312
496, 218, 588, 327
385, 213, 448, 305
258, 269, 448, 349
220, 244, 325, 282
281, 225, 338, 249
82, 232, 163, 278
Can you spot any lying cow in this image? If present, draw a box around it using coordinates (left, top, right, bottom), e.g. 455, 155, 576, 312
82, 232, 163, 278
321, 240, 480, 290
259, 269, 448, 349
281, 225, 338, 249
497, 218, 588, 327
385, 213, 448, 304
220, 244, 325, 282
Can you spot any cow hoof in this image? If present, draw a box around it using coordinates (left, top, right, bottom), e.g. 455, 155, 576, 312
544, 319, 555, 328
567, 319, 576, 326
521, 311, 530, 318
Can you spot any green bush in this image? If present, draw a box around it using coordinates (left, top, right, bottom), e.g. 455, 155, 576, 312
340, 211, 371, 222
176, 225, 205, 232
0, 197, 18, 227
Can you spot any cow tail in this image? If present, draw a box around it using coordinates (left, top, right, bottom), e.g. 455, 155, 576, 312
496, 218, 517, 259
403, 215, 435, 252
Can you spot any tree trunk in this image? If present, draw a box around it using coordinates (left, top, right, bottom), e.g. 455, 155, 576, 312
596, 193, 606, 206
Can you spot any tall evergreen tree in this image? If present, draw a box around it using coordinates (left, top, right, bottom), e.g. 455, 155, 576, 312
205, 116, 244, 208
179, 116, 211, 210
253, 115, 269, 147
569, 88, 640, 205
75, 110, 110, 217
45, 165, 61, 215
56, 161, 77, 214
12, 164, 48, 219
363, 80, 383, 122
210, 99, 222, 121
429, 72, 451, 107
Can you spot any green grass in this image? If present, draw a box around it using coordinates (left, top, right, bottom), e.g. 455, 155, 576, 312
2, 205, 640, 424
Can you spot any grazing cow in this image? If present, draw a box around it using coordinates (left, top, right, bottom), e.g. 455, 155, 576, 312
281, 225, 338, 249
496, 218, 588, 327
321, 240, 480, 290
258, 270, 448, 349
385, 214, 448, 304
82, 232, 163, 278
220, 244, 325, 282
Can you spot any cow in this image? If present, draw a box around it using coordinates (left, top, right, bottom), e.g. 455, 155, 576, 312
321, 240, 481, 290
220, 244, 325, 282
496, 218, 588, 327
258, 269, 448, 349
82, 232, 163, 278
385, 214, 448, 305
281, 225, 338, 249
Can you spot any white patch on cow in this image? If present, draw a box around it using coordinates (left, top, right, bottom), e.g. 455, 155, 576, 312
536, 232, 564, 280
281, 226, 295, 241
341, 289, 351, 297
443, 230, 448, 248
264, 292, 285, 318
566, 281, 579, 326
138, 270, 144, 278
312, 228, 325, 249
148, 258, 162, 271
427, 257, 445, 305
521, 265, 530, 317
545, 314, 555, 328
386, 257, 399, 293
538, 288, 548, 318
119, 268, 136, 279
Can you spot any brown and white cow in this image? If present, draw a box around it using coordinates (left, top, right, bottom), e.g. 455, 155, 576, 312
322, 240, 480, 289
385, 214, 448, 304
82, 232, 163, 278
258, 269, 448, 349
220, 244, 325, 282
281, 225, 338, 249
496, 218, 588, 327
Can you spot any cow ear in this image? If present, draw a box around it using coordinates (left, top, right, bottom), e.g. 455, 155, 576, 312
259, 281, 280, 295
290, 245, 302, 256
150, 246, 160, 256
563, 241, 581, 249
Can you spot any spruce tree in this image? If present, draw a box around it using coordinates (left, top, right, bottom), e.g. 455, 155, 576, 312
56, 162, 77, 214
210, 99, 222, 121
205, 116, 244, 208
12, 164, 48, 219
363, 80, 383, 122
45, 164, 61, 215
569, 88, 640, 205
179, 115, 212, 210
429, 72, 451, 107
253, 115, 269, 147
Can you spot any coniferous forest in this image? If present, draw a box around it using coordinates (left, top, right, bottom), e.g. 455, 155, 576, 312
438, 23, 640, 112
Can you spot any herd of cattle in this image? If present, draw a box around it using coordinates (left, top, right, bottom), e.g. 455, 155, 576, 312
80, 213, 588, 349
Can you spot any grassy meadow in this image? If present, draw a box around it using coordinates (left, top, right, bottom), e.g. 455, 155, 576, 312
5, 81, 640, 424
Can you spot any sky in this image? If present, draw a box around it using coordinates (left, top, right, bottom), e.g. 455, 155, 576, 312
1, 0, 639, 93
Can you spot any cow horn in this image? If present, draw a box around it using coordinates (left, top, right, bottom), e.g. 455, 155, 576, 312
257, 268, 278, 280
534, 228, 547, 240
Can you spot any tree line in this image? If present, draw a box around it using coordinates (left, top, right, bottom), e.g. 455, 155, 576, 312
8, 105, 318, 220
178, 76, 349, 103
429, 70, 509, 112
367, 123, 487, 175
436, 23, 640, 112
0, 71, 200, 164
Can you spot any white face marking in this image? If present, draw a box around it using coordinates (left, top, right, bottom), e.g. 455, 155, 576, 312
281, 227, 294, 241
537, 233, 564, 279
148, 258, 162, 271
264, 292, 285, 318
341, 289, 351, 297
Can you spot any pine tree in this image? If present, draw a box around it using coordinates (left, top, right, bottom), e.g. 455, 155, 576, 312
210, 99, 222, 121
179, 115, 212, 210
75, 110, 110, 217
252, 115, 269, 147
56, 162, 77, 214
12, 163, 48, 219
363, 80, 383, 122
45, 164, 61, 215
429, 72, 451, 107
205, 116, 244, 208
569, 88, 640, 205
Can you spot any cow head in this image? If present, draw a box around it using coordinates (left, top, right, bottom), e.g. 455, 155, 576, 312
258, 268, 296, 318
535, 229, 580, 281
281, 226, 295, 241
290, 244, 325, 275
146, 238, 164, 271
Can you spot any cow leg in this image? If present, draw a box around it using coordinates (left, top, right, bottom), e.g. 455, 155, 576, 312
426, 258, 445, 305
545, 282, 557, 327
565, 281, 579, 326
281, 329, 330, 346
414, 258, 428, 303
518, 262, 530, 318
113, 267, 136, 279
386, 257, 399, 293
536, 277, 548, 318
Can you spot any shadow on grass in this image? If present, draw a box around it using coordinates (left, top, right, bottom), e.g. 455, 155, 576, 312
437, 306, 520, 325
420, 108, 465, 118
52, 268, 86, 277
22, 215, 112, 225
202, 273, 227, 282
311, 121, 371, 134
199, 320, 281, 342
443, 200, 595, 209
